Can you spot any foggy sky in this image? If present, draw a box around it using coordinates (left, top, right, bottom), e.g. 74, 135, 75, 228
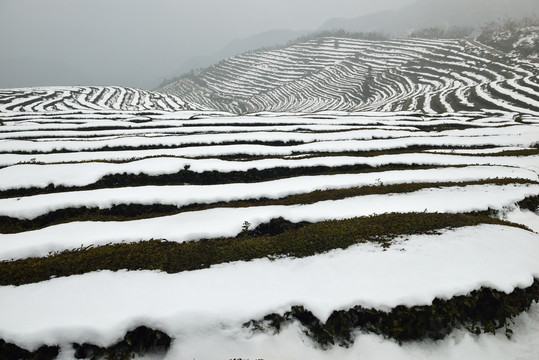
0, 0, 417, 89
0, 0, 533, 89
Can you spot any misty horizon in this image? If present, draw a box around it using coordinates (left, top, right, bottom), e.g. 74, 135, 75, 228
0, 0, 537, 90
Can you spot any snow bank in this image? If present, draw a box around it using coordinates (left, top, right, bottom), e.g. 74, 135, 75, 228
1, 225, 538, 350
503, 207, 539, 233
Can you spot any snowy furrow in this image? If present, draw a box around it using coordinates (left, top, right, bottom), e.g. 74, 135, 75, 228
475, 84, 539, 115
1, 165, 533, 220
2, 152, 538, 190
490, 80, 539, 109
96, 87, 115, 108
0, 86, 190, 113
509, 77, 539, 98
3, 123, 537, 153
111, 86, 127, 110
0, 124, 379, 140
0, 183, 537, 261
76, 87, 105, 110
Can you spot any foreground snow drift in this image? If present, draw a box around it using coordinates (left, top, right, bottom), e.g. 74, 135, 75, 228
1, 225, 538, 351
159, 302, 539, 360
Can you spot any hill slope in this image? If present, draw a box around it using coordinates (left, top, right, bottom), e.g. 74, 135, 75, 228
0, 86, 192, 113
158, 36, 539, 115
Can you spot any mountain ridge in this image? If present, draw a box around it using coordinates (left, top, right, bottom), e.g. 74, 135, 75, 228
320, 0, 539, 36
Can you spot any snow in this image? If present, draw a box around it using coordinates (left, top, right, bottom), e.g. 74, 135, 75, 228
0, 124, 379, 140
154, 302, 539, 360
1, 153, 539, 190
1, 225, 538, 352
1, 121, 537, 168
1, 183, 537, 261
502, 207, 539, 233
0, 165, 534, 220
2, 124, 538, 153
0, 86, 189, 113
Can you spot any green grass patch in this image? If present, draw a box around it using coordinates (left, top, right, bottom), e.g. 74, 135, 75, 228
0, 178, 534, 233
0, 212, 525, 286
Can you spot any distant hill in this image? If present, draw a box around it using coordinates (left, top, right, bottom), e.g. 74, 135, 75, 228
320, 0, 539, 36
477, 19, 539, 60
157, 29, 539, 115
158, 29, 307, 89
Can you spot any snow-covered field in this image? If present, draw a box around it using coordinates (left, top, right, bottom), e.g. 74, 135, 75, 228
0, 109, 538, 359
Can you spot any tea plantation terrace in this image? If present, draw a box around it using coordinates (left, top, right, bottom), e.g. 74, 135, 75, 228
159, 37, 539, 115
0, 108, 538, 358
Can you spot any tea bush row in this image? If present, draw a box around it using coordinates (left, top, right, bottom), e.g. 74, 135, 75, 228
0, 212, 523, 286
0, 178, 534, 233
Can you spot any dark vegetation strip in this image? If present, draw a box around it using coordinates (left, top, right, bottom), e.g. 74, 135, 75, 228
7, 125, 488, 140
4, 144, 534, 170
4, 139, 305, 155
0, 212, 524, 287
1, 282, 538, 360
3, 145, 500, 167
246, 279, 539, 347
0, 178, 534, 234
0, 163, 454, 199
0, 140, 514, 157
447, 148, 539, 157
4, 144, 532, 173
488, 83, 539, 112
0, 125, 180, 133
203, 146, 539, 161
0, 128, 364, 140
0, 122, 491, 136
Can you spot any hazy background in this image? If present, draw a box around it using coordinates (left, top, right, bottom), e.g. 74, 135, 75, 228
0, 0, 537, 90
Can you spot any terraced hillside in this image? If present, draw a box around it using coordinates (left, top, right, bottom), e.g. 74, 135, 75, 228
159, 36, 539, 115
0, 86, 192, 113
0, 109, 538, 359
